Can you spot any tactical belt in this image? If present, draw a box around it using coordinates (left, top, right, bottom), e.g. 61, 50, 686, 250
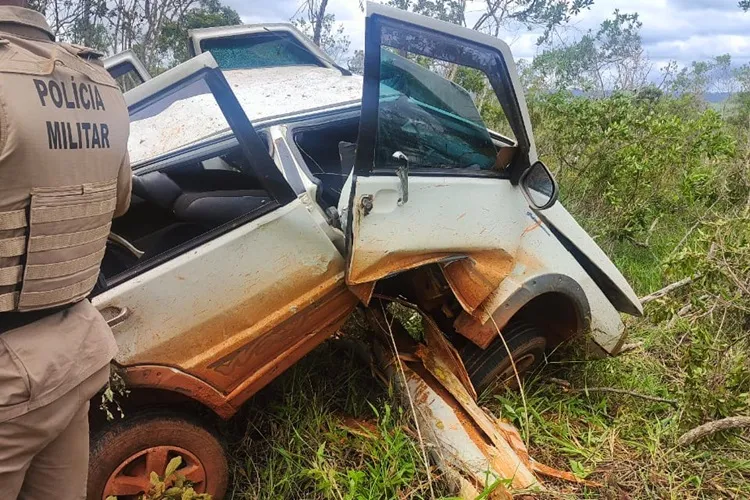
0, 303, 73, 334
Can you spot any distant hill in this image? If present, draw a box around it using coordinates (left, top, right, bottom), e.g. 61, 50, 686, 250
567, 89, 732, 103
704, 92, 731, 103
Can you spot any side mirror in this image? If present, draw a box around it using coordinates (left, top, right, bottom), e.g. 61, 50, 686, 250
520, 161, 558, 210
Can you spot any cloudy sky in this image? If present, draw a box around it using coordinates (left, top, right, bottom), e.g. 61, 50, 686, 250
230, 0, 750, 69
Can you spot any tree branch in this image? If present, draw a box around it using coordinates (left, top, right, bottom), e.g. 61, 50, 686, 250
677, 416, 750, 446
571, 386, 677, 405
640, 276, 697, 304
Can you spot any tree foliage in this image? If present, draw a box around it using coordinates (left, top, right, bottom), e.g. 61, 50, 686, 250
157, 0, 240, 69
387, 0, 593, 41
32, 0, 240, 73
292, 0, 351, 62
523, 10, 647, 96
525, 91, 737, 239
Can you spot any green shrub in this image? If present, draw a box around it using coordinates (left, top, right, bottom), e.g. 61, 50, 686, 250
517, 92, 737, 243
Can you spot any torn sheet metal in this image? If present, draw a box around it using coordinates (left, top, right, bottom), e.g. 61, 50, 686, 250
421, 314, 477, 402
373, 340, 515, 498
414, 338, 539, 489
368, 302, 602, 497
367, 308, 540, 496
439, 250, 515, 315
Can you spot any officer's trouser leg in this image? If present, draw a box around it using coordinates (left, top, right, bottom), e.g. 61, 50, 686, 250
0, 366, 108, 500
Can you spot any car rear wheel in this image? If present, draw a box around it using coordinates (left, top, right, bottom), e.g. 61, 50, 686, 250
459, 321, 547, 394
88, 412, 228, 500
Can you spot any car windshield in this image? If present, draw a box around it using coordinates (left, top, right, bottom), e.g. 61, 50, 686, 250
201, 32, 324, 70
375, 50, 498, 171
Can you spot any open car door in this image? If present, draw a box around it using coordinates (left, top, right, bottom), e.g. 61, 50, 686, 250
104, 49, 151, 92
346, 2, 538, 311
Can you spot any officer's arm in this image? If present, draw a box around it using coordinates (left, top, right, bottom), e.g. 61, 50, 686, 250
114, 152, 132, 217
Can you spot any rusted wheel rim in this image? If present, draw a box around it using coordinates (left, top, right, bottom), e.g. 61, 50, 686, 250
497, 353, 537, 388
102, 446, 207, 499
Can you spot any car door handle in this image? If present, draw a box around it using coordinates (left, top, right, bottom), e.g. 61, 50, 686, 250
392, 151, 409, 205
100, 306, 131, 328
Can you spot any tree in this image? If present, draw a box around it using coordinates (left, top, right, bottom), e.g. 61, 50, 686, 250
740, 0, 749, 11
387, 0, 595, 42
292, 0, 351, 62
347, 49, 364, 75
670, 55, 737, 97
523, 10, 648, 96
156, 0, 241, 70
32, 0, 239, 73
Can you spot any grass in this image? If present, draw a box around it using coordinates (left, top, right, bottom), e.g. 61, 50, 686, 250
489, 317, 750, 499
222, 314, 452, 500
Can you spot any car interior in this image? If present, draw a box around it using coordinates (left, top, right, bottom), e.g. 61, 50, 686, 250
293, 117, 359, 208
101, 145, 272, 283
291, 110, 518, 212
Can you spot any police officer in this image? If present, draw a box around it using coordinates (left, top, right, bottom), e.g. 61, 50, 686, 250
0, 1, 131, 498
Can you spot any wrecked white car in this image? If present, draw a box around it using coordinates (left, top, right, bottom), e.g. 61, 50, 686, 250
90, 4, 642, 499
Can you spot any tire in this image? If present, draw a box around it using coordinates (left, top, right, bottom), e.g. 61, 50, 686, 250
459, 321, 547, 394
88, 412, 228, 500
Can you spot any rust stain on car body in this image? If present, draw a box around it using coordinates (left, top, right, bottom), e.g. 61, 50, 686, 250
122, 257, 358, 410
453, 250, 547, 348
202, 284, 357, 393
439, 250, 514, 314
121, 283, 356, 417
121, 365, 236, 419
348, 248, 515, 314
347, 250, 462, 285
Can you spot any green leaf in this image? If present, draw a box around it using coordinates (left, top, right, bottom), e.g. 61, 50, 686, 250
569, 459, 589, 478
165, 456, 183, 478
149, 471, 160, 486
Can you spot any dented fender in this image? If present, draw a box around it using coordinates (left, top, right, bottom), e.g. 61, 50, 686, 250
466, 221, 629, 355
454, 273, 591, 349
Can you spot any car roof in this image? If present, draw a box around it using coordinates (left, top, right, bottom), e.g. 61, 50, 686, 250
128, 65, 363, 166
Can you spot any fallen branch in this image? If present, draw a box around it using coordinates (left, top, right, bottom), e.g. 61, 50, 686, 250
677, 416, 750, 447
531, 460, 602, 488
640, 276, 697, 304
570, 387, 677, 405
619, 341, 644, 354
548, 380, 677, 405
644, 216, 661, 247
547, 377, 571, 389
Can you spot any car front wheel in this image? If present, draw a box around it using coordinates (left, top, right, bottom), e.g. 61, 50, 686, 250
88, 411, 228, 500
459, 321, 547, 394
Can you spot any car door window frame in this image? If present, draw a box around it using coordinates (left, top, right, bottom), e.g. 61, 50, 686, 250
127, 52, 296, 206
102, 54, 297, 289
104, 50, 152, 89
104, 146, 284, 290
355, 2, 536, 181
